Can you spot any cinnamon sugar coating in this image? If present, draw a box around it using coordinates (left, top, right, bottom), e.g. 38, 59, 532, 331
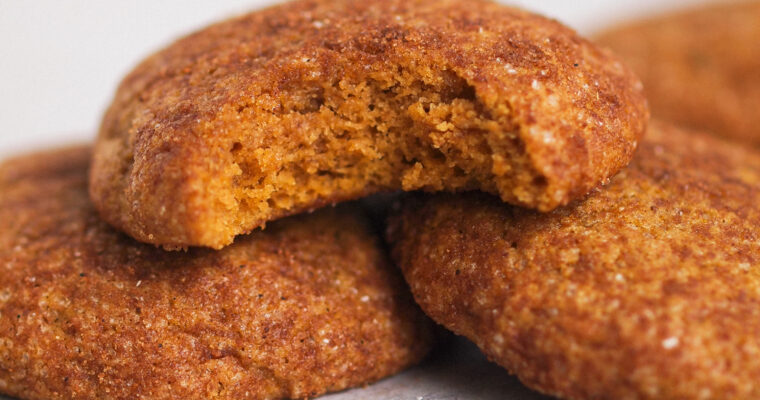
91, 0, 647, 249
388, 122, 760, 399
597, 1, 760, 143
0, 147, 433, 400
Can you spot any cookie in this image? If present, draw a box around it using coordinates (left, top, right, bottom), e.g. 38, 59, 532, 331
597, 1, 760, 143
388, 121, 760, 399
0, 147, 433, 400
91, 0, 648, 249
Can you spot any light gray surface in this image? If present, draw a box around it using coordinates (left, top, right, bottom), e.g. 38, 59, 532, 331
323, 337, 551, 400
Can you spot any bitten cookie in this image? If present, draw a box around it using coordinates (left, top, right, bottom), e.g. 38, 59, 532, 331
388, 121, 760, 400
597, 1, 760, 143
91, 0, 648, 249
0, 147, 433, 400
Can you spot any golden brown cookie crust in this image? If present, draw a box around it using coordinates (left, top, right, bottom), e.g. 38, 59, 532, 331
91, 0, 648, 249
0, 147, 433, 400
597, 1, 760, 143
388, 121, 760, 400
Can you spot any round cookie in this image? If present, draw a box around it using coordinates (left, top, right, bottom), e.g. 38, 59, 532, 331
388, 121, 760, 400
597, 1, 760, 143
91, 0, 648, 249
0, 147, 433, 400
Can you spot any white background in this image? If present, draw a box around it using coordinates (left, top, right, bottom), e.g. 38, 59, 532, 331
0, 0, 715, 159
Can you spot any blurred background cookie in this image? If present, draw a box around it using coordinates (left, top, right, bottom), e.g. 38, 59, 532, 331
0, 147, 433, 400
388, 121, 760, 399
90, 0, 648, 250
597, 1, 760, 143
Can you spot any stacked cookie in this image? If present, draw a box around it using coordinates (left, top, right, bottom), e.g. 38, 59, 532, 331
597, 1, 760, 144
0, 0, 757, 399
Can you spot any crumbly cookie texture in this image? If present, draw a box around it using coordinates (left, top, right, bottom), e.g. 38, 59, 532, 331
0, 147, 433, 400
597, 1, 760, 143
388, 121, 760, 400
91, 0, 648, 249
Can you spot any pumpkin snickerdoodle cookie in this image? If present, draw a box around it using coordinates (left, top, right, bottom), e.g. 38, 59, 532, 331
91, 0, 647, 249
388, 121, 760, 400
0, 147, 433, 400
597, 1, 760, 143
